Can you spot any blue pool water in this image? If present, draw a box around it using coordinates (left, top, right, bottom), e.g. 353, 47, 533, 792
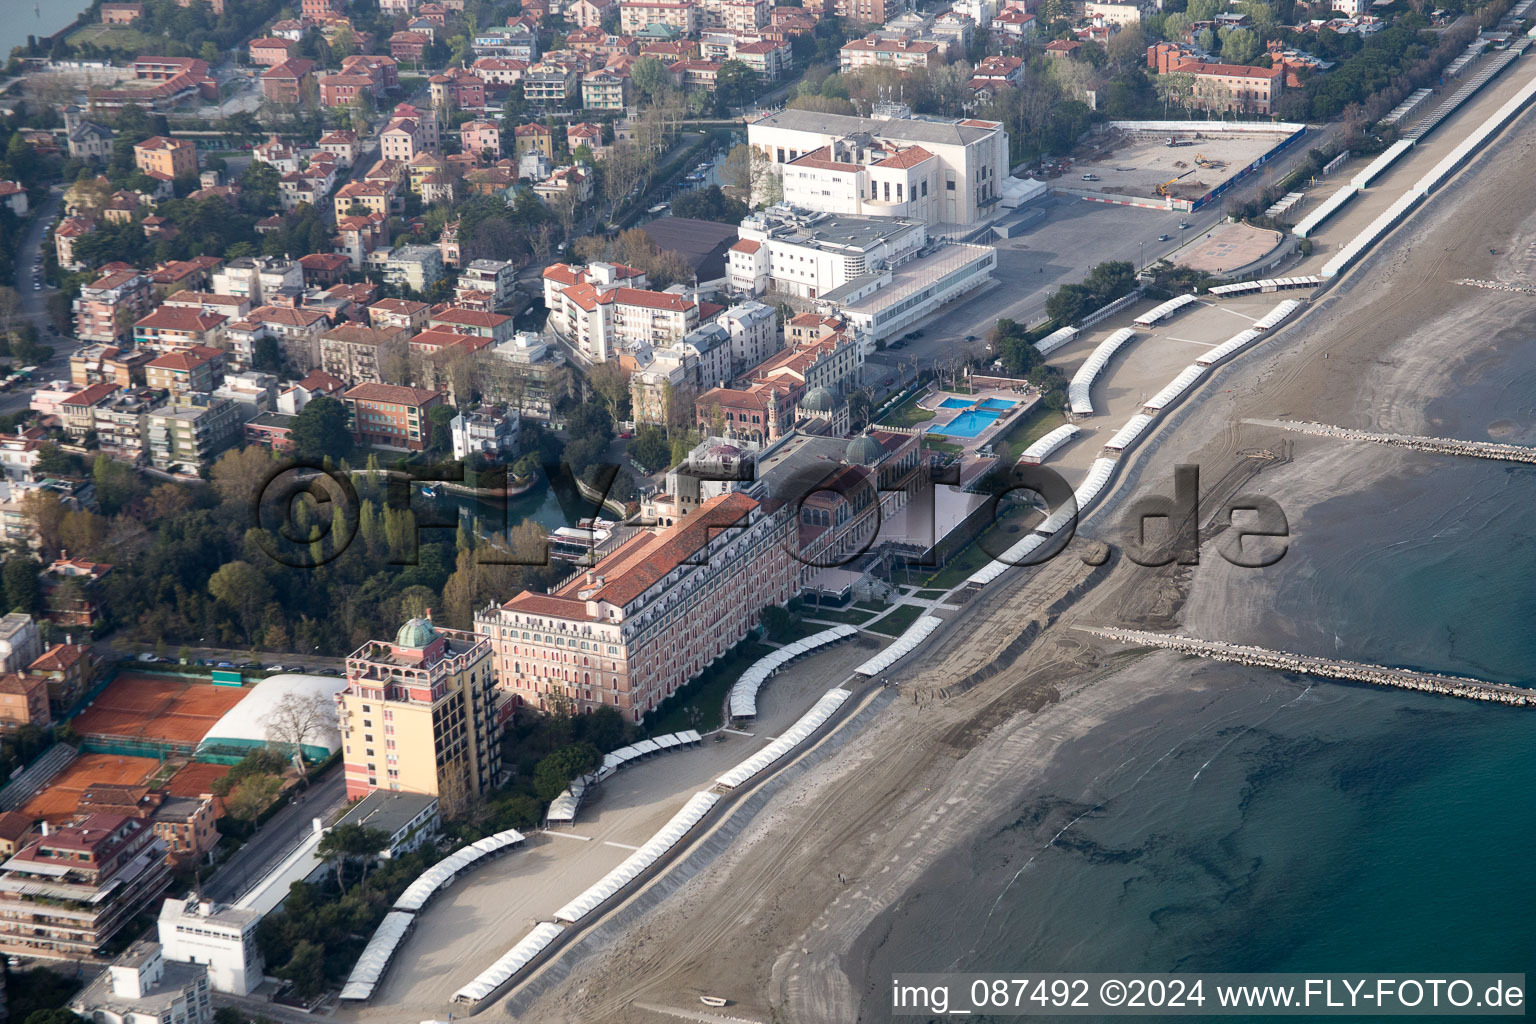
929, 411, 998, 437
938, 397, 1017, 410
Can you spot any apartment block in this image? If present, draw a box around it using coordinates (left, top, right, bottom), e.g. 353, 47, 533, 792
336, 616, 501, 809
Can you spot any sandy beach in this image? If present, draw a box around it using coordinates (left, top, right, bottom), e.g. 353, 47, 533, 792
487, 69, 1536, 1024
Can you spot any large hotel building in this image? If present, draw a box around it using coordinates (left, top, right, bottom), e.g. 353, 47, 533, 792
336, 617, 501, 809
476, 492, 796, 721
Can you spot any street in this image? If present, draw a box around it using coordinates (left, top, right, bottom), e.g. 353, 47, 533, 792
201, 768, 347, 904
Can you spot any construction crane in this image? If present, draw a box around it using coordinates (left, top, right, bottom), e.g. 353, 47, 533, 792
1156, 177, 1181, 197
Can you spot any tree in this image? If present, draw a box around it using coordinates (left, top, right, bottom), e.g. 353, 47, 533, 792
211, 445, 276, 506
290, 396, 353, 461
1106, 25, 1146, 67
670, 185, 748, 225
628, 426, 670, 471
263, 692, 333, 779
19, 490, 66, 553
1220, 27, 1261, 65
278, 940, 327, 1000
587, 360, 631, 413
631, 56, 669, 101
533, 742, 601, 802
316, 822, 390, 889
225, 772, 283, 825
2, 555, 41, 614
714, 59, 759, 110
208, 561, 273, 642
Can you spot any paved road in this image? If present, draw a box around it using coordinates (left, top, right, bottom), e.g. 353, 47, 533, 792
99, 637, 350, 675
2, 188, 74, 416
202, 768, 348, 904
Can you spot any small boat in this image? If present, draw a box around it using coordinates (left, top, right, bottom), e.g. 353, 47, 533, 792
699, 995, 728, 1007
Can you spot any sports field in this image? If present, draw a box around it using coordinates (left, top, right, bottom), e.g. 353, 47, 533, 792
20, 754, 159, 822
72, 672, 247, 746
164, 761, 231, 798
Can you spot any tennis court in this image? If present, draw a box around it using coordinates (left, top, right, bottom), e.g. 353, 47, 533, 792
20, 754, 160, 823
73, 672, 248, 748
165, 761, 232, 798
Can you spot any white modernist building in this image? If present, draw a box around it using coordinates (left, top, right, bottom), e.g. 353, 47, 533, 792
728, 206, 996, 349
746, 107, 1009, 229
157, 897, 264, 996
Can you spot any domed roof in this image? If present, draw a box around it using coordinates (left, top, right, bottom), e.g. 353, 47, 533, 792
845, 432, 884, 466
706, 443, 743, 458
801, 386, 838, 413
396, 617, 438, 649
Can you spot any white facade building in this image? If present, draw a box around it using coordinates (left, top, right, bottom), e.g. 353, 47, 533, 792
72, 942, 213, 1024
728, 206, 928, 302
157, 898, 264, 996
746, 108, 1009, 229
716, 300, 780, 374
449, 407, 520, 460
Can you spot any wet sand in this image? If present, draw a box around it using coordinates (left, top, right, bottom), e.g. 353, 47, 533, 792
495, 81, 1536, 1024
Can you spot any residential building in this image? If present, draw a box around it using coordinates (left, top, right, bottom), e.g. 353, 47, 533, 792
0, 672, 49, 731
145, 346, 226, 398
260, 59, 317, 106
0, 181, 25, 218
248, 38, 294, 66
246, 306, 330, 372
717, 300, 779, 373
0, 815, 172, 955
581, 69, 629, 109
620, 0, 700, 34
59, 383, 122, 439
210, 256, 303, 306
830, 0, 895, 22
100, 3, 144, 24
1148, 50, 1285, 114
133, 136, 197, 183
67, 119, 115, 161
746, 108, 1009, 227
0, 812, 32, 858
377, 245, 445, 293
28, 642, 94, 718
427, 306, 513, 342
512, 123, 554, 159
149, 794, 218, 864
336, 616, 501, 808
55, 217, 93, 271
133, 308, 227, 354
429, 67, 487, 112
459, 119, 501, 160
447, 407, 519, 462
161, 292, 252, 321
341, 383, 444, 450
0, 427, 47, 481
157, 898, 263, 996
320, 325, 403, 385
455, 259, 516, 311
368, 298, 430, 334
71, 942, 211, 1024
145, 397, 242, 470
74, 270, 153, 344
477, 491, 794, 721
92, 388, 161, 461
570, 0, 617, 27
839, 34, 943, 73
317, 129, 362, 167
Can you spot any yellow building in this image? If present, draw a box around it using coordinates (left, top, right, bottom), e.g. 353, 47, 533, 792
337, 616, 500, 812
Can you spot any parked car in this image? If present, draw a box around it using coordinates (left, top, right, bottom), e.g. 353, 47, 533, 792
1081, 173, 1099, 181
216, 661, 235, 668
137, 652, 156, 662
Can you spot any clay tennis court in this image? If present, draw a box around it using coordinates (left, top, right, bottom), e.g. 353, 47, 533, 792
72, 672, 248, 746
20, 754, 159, 822
164, 761, 231, 798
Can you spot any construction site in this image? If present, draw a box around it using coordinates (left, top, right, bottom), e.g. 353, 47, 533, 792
1069, 123, 1307, 208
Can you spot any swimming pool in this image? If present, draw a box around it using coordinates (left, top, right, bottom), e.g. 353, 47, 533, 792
928, 410, 998, 438
938, 397, 1018, 411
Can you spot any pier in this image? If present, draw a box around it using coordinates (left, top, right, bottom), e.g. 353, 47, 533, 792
1245, 419, 1536, 464
1080, 626, 1536, 705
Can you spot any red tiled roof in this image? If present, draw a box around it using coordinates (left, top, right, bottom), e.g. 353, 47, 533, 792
729, 239, 761, 254
343, 382, 442, 405
136, 307, 226, 333
147, 345, 222, 371
603, 287, 693, 312
63, 382, 120, 407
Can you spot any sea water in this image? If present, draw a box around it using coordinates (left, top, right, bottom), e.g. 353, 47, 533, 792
859, 339, 1536, 1014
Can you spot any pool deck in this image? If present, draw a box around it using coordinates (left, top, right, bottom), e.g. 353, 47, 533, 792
921, 387, 1040, 448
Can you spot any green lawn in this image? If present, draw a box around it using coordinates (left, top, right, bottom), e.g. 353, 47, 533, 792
866, 604, 925, 636
802, 607, 876, 625
764, 616, 833, 643
923, 439, 963, 455
877, 392, 936, 428
853, 600, 888, 613
992, 405, 1068, 458
647, 640, 774, 734
914, 589, 948, 600
68, 24, 162, 53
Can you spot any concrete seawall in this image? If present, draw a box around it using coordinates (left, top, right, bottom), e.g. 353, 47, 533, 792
1081, 626, 1536, 706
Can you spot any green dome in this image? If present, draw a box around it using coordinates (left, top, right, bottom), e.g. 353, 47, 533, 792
396, 617, 438, 649
845, 432, 884, 466
801, 386, 837, 413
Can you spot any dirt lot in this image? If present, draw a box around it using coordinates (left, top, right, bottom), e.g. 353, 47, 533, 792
1072, 129, 1300, 202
